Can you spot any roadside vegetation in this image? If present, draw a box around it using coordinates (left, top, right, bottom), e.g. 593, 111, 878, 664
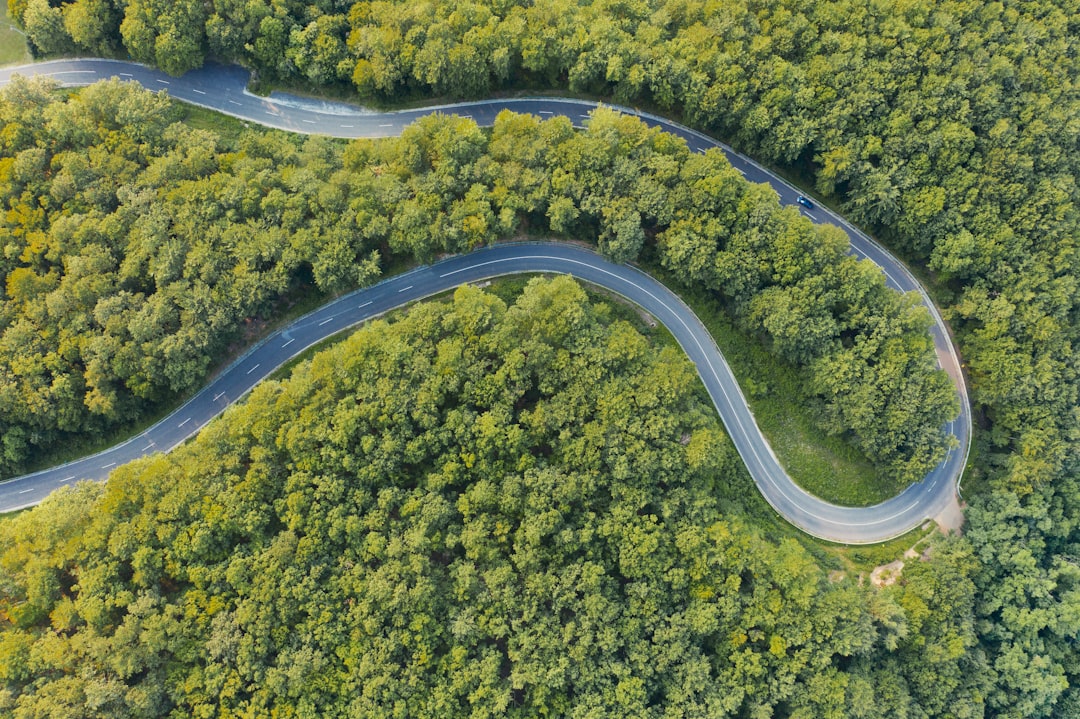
0, 4, 30, 67
645, 261, 889, 506
0, 78, 953, 494
4, 0, 1080, 711
0, 278, 984, 718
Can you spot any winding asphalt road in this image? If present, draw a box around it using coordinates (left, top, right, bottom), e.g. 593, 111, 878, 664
0, 59, 971, 543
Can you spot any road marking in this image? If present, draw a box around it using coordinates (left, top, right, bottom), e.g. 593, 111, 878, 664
539, 111, 553, 115
156, 79, 169, 85
341, 124, 354, 128
282, 338, 295, 348
53, 70, 96, 75
318, 317, 334, 326
228, 99, 242, 106
143, 444, 154, 451
192, 89, 206, 95
265, 111, 275, 116
246, 364, 260, 375
119, 73, 133, 77
101, 462, 116, 469
302, 119, 315, 124
358, 301, 372, 309
60, 477, 74, 483
18, 488, 34, 494
213, 392, 225, 401
379, 123, 393, 128
178, 417, 192, 427
398, 285, 413, 292
735, 167, 747, 176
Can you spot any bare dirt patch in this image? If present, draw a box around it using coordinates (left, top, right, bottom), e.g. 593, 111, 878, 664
870, 560, 904, 588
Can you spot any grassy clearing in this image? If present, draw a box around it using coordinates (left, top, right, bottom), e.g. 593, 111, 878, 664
0, 3, 31, 67
173, 102, 262, 147
641, 261, 902, 507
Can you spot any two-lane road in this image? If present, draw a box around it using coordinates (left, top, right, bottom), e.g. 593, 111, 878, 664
0, 60, 971, 543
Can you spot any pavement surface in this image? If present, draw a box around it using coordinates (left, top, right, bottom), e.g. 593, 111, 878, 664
0, 59, 971, 543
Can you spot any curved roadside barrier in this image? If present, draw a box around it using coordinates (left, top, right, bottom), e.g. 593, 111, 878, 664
0, 60, 970, 543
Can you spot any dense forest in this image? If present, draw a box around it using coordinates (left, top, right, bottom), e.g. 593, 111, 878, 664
0, 77, 953, 489
0, 278, 989, 717
9, 0, 1075, 479
3, 0, 1080, 714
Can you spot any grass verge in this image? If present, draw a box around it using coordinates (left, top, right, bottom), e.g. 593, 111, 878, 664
174, 102, 255, 147
0, 4, 31, 67
831, 523, 938, 575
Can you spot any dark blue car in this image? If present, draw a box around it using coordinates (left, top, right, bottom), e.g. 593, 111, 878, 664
796, 195, 815, 210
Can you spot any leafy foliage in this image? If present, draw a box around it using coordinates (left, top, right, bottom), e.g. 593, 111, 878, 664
6, 0, 1080, 710
0, 78, 952, 489
0, 279, 983, 718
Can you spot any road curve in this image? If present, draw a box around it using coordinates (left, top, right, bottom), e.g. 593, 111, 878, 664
0, 59, 971, 543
